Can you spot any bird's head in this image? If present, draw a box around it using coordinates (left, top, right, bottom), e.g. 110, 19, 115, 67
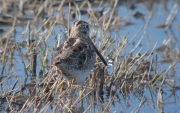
70, 20, 90, 41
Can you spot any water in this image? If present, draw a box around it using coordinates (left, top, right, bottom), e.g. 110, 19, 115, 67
0, 0, 180, 112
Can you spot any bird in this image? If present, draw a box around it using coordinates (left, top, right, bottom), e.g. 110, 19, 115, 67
52, 20, 107, 85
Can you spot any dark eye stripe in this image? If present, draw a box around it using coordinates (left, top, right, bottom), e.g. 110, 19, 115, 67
76, 21, 83, 26
75, 20, 88, 26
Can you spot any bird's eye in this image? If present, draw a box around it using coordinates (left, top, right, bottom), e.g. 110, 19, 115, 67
85, 25, 89, 29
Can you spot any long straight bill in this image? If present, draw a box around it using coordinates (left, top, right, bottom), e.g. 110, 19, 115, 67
87, 37, 107, 66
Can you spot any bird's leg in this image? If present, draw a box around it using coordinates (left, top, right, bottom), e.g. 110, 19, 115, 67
67, 80, 73, 104
67, 80, 76, 109
79, 85, 84, 105
79, 84, 85, 112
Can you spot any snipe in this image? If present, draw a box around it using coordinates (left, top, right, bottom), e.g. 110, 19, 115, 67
52, 20, 107, 85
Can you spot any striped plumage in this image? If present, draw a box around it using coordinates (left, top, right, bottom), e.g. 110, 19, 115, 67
52, 20, 106, 85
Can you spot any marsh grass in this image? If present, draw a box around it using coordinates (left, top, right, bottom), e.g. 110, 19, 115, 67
0, 0, 180, 113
